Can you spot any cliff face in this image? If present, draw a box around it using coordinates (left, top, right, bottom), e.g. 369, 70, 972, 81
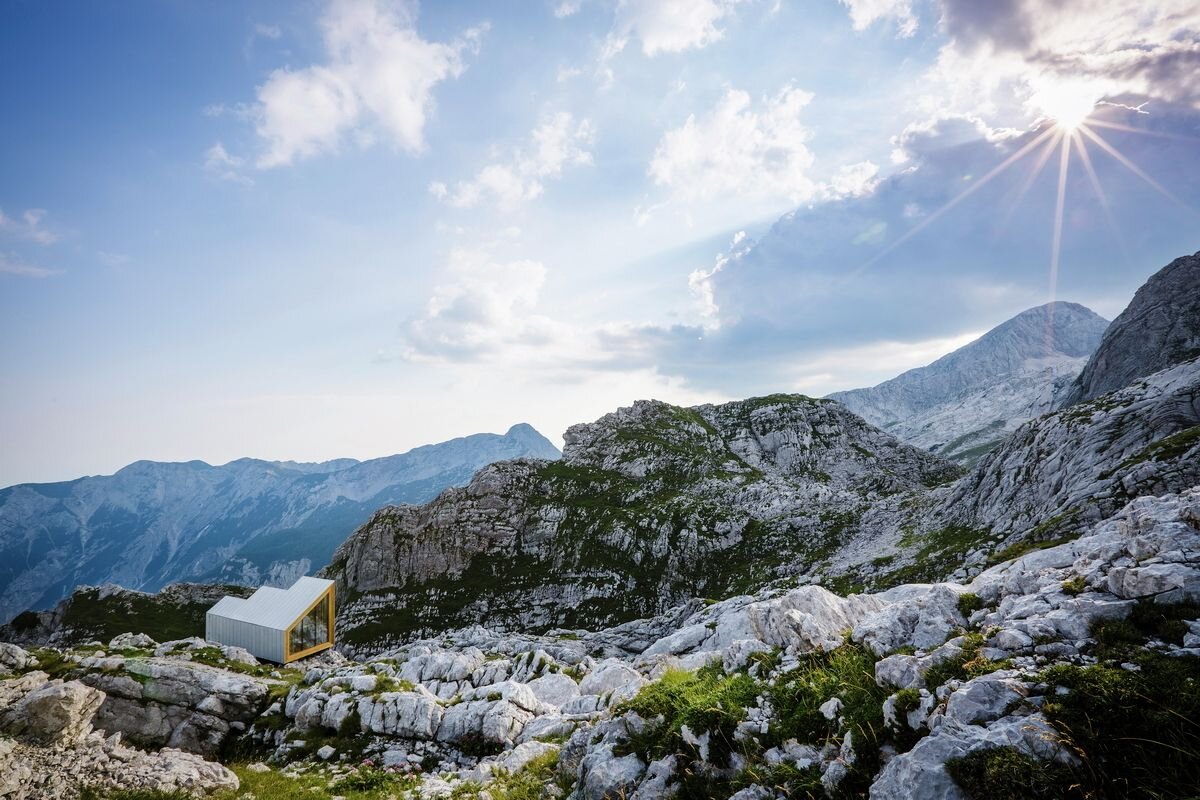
326, 395, 959, 648
1063, 250, 1200, 405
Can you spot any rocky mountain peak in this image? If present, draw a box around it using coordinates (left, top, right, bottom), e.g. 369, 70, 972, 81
827, 301, 1109, 464
1063, 250, 1200, 405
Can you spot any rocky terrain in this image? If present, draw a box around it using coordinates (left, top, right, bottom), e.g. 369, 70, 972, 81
1, 250, 1197, 799
2, 487, 1196, 799
325, 395, 959, 650
1063, 250, 1200, 405
830, 302, 1109, 465
0, 423, 559, 624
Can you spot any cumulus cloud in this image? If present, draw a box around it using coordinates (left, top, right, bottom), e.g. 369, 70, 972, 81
649, 85, 817, 204
204, 142, 253, 185
603, 102, 1200, 394
0, 252, 60, 278
553, 1, 582, 18
615, 0, 748, 56
434, 113, 594, 210
253, 0, 483, 168
838, 0, 917, 37
0, 208, 58, 245
399, 248, 567, 362
927, 0, 1200, 128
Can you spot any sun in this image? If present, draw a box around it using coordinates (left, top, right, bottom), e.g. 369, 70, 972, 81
1029, 82, 1098, 131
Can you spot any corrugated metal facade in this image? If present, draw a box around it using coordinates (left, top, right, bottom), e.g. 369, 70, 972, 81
205, 576, 334, 663
205, 612, 286, 663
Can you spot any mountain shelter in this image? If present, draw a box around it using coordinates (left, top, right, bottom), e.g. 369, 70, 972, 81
205, 576, 335, 663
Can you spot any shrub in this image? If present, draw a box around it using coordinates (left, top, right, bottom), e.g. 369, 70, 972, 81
892, 688, 921, 718
1060, 576, 1087, 596
956, 593, 984, 618
946, 746, 1078, 799
1090, 600, 1200, 659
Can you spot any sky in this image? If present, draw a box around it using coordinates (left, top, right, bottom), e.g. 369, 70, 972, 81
2, 0, 1199, 487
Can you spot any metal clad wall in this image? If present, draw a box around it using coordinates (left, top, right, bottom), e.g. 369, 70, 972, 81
205, 612, 284, 663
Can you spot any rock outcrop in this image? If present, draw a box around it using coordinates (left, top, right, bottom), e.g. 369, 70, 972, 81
326, 394, 958, 650
0, 651, 238, 798
1063, 250, 1200, 405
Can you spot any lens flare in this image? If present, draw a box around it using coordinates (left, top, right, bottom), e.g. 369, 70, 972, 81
1029, 83, 1097, 131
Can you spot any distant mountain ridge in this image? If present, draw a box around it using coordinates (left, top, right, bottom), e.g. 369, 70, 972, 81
0, 423, 560, 624
829, 301, 1109, 463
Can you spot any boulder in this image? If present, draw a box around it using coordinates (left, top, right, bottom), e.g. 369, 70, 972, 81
943, 674, 1027, 726
1, 679, 105, 744
0, 642, 35, 674
869, 714, 1069, 800
526, 672, 581, 709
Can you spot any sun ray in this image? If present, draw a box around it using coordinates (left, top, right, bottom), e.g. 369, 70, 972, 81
1088, 118, 1200, 144
1073, 130, 1132, 265
1048, 131, 1072, 305
999, 129, 1062, 230
1079, 125, 1195, 213
859, 126, 1058, 270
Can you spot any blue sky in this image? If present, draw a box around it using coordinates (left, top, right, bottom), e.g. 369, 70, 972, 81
2, 0, 1199, 486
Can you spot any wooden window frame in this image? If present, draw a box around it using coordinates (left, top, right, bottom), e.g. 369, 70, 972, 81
283, 584, 335, 663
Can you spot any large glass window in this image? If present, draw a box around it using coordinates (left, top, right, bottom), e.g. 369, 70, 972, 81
289, 594, 330, 655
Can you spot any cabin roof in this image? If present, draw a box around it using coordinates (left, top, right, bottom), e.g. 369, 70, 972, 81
206, 576, 333, 631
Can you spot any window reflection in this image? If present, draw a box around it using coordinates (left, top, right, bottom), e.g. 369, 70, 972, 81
289, 594, 330, 654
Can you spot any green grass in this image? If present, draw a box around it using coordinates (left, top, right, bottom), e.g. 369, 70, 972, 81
1039, 652, 1200, 799
1114, 425, 1200, 472
1060, 576, 1087, 596
764, 643, 890, 796
446, 751, 565, 800
946, 747, 1080, 799
986, 533, 1078, 567
614, 663, 761, 768
1090, 600, 1200, 660
921, 634, 1011, 690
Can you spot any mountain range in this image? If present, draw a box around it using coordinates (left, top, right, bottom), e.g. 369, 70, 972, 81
321, 251, 1200, 653
2, 250, 1197, 800
0, 423, 560, 624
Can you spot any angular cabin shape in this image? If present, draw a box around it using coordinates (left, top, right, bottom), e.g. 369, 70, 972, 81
205, 576, 335, 663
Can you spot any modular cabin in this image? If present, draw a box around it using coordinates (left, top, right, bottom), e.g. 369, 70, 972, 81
205, 576, 335, 663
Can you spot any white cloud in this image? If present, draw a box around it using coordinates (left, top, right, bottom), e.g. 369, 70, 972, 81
435, 113, 594, 210
827, 160, 880, 198
785, 329, 985, 394
648, 85, 817, 203
615, 0, 748, 56
553, 1, 582, 18
0, 208, 58, 245
917, 0, 1200, 127
253, 0, 482, 168
399, 247, 567, 362
0, 252, 60, 278
838, 0, 917, 37
688, 230, 752, 328
254, 23, 282, 39
204, 142, 253, 185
